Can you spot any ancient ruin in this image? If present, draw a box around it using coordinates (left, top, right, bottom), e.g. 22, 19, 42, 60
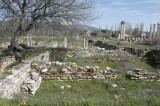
121, 21, 126, 39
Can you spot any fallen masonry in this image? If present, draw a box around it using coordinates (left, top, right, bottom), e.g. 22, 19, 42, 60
127, 69, 160, 81
31, 61, 117, 81
20, 72, 42, 95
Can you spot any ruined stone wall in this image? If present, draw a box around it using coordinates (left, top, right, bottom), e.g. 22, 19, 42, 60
0, 64, 30, 98
123, 47, 147, 57
127, 69, 160, 81
95, 41, 119, 50
0, 51, 50, 99
89, 40, 147, 57
31, 62, 117, 81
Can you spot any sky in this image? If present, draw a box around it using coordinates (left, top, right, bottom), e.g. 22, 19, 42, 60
91, 0, 160, 31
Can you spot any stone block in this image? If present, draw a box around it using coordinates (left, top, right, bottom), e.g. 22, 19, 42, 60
78, 79, 84, 81
50, 77, 57, 80
61, 77, 68, 80
45, 76, 50, 80
31, 72, 39, 81
88, 67, 96, 73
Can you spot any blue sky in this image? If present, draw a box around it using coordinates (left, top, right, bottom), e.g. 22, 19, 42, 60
91, 0, 160, 31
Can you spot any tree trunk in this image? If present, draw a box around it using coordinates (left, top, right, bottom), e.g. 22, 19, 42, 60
9, 29, 22, 50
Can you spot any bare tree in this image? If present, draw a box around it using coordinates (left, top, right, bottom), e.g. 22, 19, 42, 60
126, 22, 132, 35
0, 0, 96, 50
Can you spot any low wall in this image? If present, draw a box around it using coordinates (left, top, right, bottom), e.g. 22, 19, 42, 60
123, 47, 147, 57
95, 41, 119, 50
31, 61, 117, 81
90, 40, 147, 57
127, 69, 160, 81
0, 51, 50, 99
0, 64, 30, 98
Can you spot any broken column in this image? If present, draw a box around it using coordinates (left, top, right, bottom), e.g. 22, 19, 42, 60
157, 23, 160, 40
64, 37, 67, 48
99, 25, 101, 34
121, 21, 126, 39
84, 38, 86, 49
86, 40, 88, 49
150, 24, 153, 41
76, 33, 79, 39
30, 34, 32, 46
153, 24, 156, 40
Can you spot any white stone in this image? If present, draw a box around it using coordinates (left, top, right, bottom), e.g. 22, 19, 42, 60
48, 62, 52, 65
66, 85, 71, 88
102, 48, 105, 51
99, 70, 103, 73
59, 62, 63, 66
60, 86, 64, 89
62, 68, 67, 73
85, 66, 90, 69
93, 76, 98, 79
55, 61, 60, 65
95, 66, 100, 70
32, 73, 39, 81
41, 68, 48, 73
106, 67, 111, 71
6, 75, 14, 79
27, 80, 35, 84
112, 84, 118, 88
38, 77, 42, 82
120, 88, 126, 91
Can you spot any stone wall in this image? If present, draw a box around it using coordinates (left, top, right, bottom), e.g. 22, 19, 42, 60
0, 64, 30, 98
31, 61, 117, 81
88, 57, 129, 63
66, 50, 123, 58
127, 69, 160, 81
0, 51, 50, 99
95, 41, 119, 50
123, 47, 147, 57
89, 40, 147, 57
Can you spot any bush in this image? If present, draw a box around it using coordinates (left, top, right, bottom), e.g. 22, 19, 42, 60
143, 49, 160, 68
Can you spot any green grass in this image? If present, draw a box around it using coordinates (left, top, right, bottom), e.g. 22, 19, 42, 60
20, 35, 64, 43
1, 78, 160, 105
103, 39, 156, 50
24, 47, 47, 59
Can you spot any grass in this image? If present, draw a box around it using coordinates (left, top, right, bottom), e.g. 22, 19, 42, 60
103, 38, 156, 50
20, 35, 64, 43
1, 77, 160, 105
24, 47, 47, 59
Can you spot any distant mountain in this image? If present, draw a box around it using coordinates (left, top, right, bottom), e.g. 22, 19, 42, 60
70, 24, 99, 31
